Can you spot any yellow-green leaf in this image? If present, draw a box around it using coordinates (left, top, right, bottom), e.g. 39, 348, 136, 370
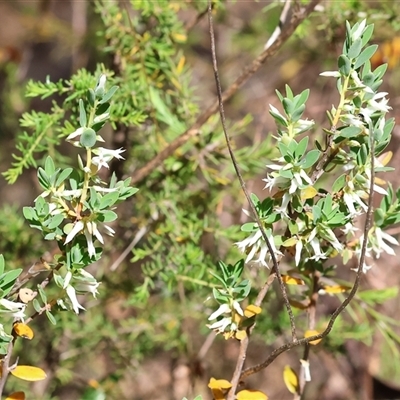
244, 304, 262, 318
304, 329, 322, 345
282, 237, 297, 247
171, 32, 187, 43
283, 365, 299, 394
13, 323, 34, 340
237, 389, 268, 399
208, 377, 232, 390
321, 285, 350, 294
6, 392, 25, 400
378, 150, 392, 166
301, 186, 318, 200
10, 366, 47, 382
282, 275, 305, 285
235, 330, 247, 341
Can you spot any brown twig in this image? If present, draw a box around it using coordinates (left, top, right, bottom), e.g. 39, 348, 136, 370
130, 0, 322, 186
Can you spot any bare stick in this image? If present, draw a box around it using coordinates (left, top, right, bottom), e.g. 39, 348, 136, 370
206, 2, 303, 396
264, 0, 291, 50
130, 0, 322, 186
110, 225, 149, 271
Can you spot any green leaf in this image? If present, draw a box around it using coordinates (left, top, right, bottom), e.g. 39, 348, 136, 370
47, 214, 64, 230
80, 128, 97, 148
373, 63, 388, 81
55, 168, 73, 188
37, 285, 47, 303
0, 255, 3, 276
300, 150, 320, 169
46, 310, 57, 325
354, 45, 378, 70
79, 99, 87, 127
332, 174, 346, 192
356, 144, 368, 166
32, 298, 41, 313
87, 88, 96, 107
336, 126, 362, 140
100, 210, 118, 222
338, 55, 351, 76
37, 168, 50, 189
293, 89, 310, 109
98, 192, 119, 209
282, 98, 294, 116
347, 38, 363, 59
291, 104, 306, 123
295, 137, 308, 159
241, 222, 257, 232
100, 85, 119, 104
269, 108, 288, 127
285, 84, 294, 99
0, 269, 22, 296
361, 24, 374, 47
44, 156, 56, 176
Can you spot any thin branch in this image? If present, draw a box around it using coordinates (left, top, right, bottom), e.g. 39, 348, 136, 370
130, 0, 322, 186
110, 225, 149, 271
264, 0, 291, 50
207, 2, 304, 396
240, 124, 376, 381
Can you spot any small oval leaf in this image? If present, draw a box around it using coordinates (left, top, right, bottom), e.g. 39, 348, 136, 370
79, 128, 97, 148
282, 275, 305, 285
237, 389, 268, 400
10, 365, 47, 382
244, 304, 262, 318
6, 392, 25, 400
13, 323, 34, 340
305, 329, 322, 345
283, 365, 299, 394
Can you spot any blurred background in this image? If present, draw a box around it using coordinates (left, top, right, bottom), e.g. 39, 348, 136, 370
1, 1, 400, 399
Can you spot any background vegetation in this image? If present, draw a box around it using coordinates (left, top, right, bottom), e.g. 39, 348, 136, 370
1, 1, 400, 399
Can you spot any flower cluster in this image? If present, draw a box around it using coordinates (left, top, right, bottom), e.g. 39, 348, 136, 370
234, 20, 398, 271
21, 75, 138, 315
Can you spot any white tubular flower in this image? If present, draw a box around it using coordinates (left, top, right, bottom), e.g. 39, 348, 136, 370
0, 299, 26, 320
342, 222, 359, 237
320, 71, 341, 78
65, 221, 85, 245
92, 147, 125, 171
236, 229, 281, 268
308, 237, 327, 261
343, 180, 368, 217
232, 301, 244, 316
293, 119, 314, 135
73, 270, 100, 297
66, 127, 86, 141
66, 285, 85, 314
373, 227, 399, 258
207, 317, 232, 332
295, 239, 303, 266
208, 303, 230, 321
65, 219, 114, 258
276, 192, 291, 218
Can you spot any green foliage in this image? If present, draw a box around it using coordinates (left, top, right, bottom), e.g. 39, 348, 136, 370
1, 1, 400, 399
